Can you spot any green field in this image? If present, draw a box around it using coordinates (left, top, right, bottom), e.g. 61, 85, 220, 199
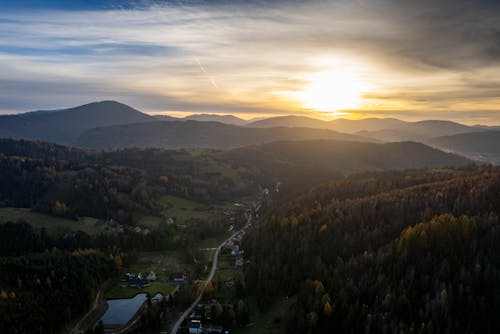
138, 194, 233, 228
159, 195, 217, 222
214, 256, 244, 282
198, 236, 227, 249
126, 250, 195, 276
105, 281, 176, 299
0, 207, 105, 236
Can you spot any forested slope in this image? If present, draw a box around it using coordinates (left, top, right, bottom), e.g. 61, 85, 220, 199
244, 168, 500, 333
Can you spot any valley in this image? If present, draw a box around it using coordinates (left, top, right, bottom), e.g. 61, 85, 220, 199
0, 103, 499, 334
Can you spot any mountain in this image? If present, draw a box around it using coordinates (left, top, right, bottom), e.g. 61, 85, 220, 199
77, 121, 373, 150
330, 117, 408, 133
246, 116, 408, 133
356, 120, 478, 141
429, 130, 500, 164
355, 129, 429, 142
183, 114, 247, 126
0, 101, 156, 144
153, 114, 179, 121
247, 116, 485, 141
247, 115, 331, 129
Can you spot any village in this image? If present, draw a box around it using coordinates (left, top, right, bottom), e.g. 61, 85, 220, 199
70, 190, 270, 334
183, 231, 247, 334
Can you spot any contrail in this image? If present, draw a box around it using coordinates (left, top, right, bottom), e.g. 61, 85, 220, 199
195, 57, 207, 73
195, 57, 218, 89
209, 78, 219, 89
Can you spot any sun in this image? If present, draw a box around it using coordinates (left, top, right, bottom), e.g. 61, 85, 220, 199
296, 69, 367, 113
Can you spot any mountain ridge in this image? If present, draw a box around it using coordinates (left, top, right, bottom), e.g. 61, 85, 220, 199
76, 120, 376, 150
0, 100, 156, 144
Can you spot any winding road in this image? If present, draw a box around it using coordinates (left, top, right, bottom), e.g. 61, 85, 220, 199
170, 230, 243, 334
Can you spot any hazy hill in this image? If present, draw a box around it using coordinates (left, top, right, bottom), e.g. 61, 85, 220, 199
183, 114, 247, 126
356, 120, 477, 141
330, 117, 408, 133
246, 116, 407, 133
429, 130, 500, 164
77, 121, 373, 150
247, 115, 332, 129
153, 114, 178, 121
355, 129, 428, 142
221, 139, 471, 190
247, 115, 485, 141
0, 101, 156, 144
223, 139, 471, 178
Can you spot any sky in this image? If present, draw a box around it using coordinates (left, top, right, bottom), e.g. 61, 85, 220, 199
1, 0, 500, 124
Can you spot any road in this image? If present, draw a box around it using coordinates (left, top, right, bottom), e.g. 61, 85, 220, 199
170, 230, 243, 334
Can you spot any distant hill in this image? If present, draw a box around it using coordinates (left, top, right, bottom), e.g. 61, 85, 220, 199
0, 101, 156, 144
183, 114, 247, 126
247, 115, 331, 129
330, 118, 408, 133
3, 100, 497, 149
153, 114, 179, 121
223, 140, 471, 180
429, 130, 500, 164
247, 116, 485, 141
77, 121, 373, 150
356, 120, 477, 141
246, 116, 408, 133
355, 129, 429, 142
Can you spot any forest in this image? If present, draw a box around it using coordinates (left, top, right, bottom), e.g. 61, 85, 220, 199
243, 167, 500, 333
0, 248, 115, 334
0, 139, 258, 223
1, 138, 498, 333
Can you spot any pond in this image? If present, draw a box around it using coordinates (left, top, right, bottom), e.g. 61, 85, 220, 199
100, 293, 148, 325
100, 292, 164, 326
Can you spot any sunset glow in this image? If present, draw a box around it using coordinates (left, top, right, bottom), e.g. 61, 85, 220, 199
0, 1, 499, 124
296, 69, 368, 115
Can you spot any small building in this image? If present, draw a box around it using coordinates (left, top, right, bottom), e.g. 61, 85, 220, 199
125, 273, 150, 288
146, 271, 157, 281
224, 278, 235, 289
188, 320, 202, 334
172, 273, 187, 284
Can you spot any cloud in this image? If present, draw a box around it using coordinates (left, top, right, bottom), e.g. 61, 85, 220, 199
0, 0, 499, 123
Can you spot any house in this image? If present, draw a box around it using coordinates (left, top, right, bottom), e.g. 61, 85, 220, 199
235, 257, 244, 268
188, 320, 203, 334
230, 245, 241, 256
224, 278, 235, 289
189, 310, 203, 320
172, 273, 187, 284
126, 273, 150, 288
224, 240, 234, 250
146, 271, 157, 281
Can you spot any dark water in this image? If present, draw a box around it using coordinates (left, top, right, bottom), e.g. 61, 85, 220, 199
100, 293, 148, 325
